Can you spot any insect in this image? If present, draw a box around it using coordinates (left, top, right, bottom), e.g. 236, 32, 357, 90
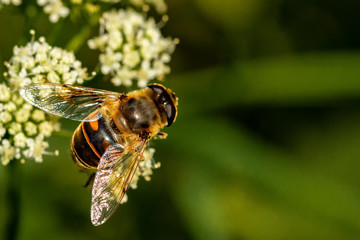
19, 82, 178, 226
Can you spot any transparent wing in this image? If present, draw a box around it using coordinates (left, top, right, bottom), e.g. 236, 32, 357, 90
91, 139, 148, 226
19, 83, 121, 121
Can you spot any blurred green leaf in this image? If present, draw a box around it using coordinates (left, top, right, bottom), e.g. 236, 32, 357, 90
193, 0, 264, 30
167, 114, 360, 239
169, 52, 360, 112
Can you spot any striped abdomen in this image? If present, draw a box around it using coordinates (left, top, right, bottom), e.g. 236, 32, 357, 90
71, 111, 119, 169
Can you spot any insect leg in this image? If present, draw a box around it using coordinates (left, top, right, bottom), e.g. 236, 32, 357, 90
84, 173, 96, 188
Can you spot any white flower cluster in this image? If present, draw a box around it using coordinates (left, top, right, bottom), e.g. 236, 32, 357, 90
1, 34, 89, 165
0, 83, 60, 165
1, 0, 168, 22
121, 147, 160, 203
5, 34, 89, 90
0, 0, 21, 7
88, 8, 177, 87
37, 0, 69, 23
0, 0, 67, 22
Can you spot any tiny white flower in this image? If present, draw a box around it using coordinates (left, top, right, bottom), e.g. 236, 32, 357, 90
52, 121, 61, 131
23, 56, 35, 69
39, 121, 53, 137
35, 52, 48, 63
99, 49, 122, 75
25, 134, 49, 163
161, 53, 171, 63
33, 135, 49, 162
108, 30, 123, 50
0, 144, 15, 166
139, 39, 153, 60
15, 107, 31, 122
130, 147, 158, 189
38, 0, 69, 23
4, 102, 16, 112
2, 139, 10, 148
112, 67, 135, 86
12, 0, 21, 5
15, 148, 21, 159
0, 0, 22, 7
8, 122, 22, 135
24, 122, 37, 136
153, 59, 170, 76
0, 111, 12, 123
0, 84, 11, 101
123, 50, 140, 68
120, 193, 128, 204
47, 71, 60, 82
49, 46, 62, 59
12, 94, 24, 105
32, 109, 46, 122
37, 0, 47, 6
55, 64, 70, 75
138, 60, 156, 87
87, 35, 108, 50
19, 68, 27, 78
22, 103, 33, 110
14, 132, 26, 148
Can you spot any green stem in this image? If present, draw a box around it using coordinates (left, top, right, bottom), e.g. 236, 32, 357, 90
65, 25, 93, 53
0, 54, 5, 82
65, 6, 101, 54
4, 161, 21, 240
53, 129, 75, 138
47, 20, 66, 46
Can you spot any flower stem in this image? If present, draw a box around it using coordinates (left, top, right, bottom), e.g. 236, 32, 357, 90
4, 161, 21, 240
65, 9, 100, 54
47, 20, 66, 46
65, 25, 93, 53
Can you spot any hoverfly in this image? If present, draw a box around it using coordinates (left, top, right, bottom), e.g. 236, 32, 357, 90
20, 83, 178, 226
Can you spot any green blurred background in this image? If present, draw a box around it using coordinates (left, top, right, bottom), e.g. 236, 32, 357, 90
2, 0, 360, 239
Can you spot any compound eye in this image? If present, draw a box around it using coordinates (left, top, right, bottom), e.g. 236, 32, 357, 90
164, 102, 176, 126
157, 93, 175, 126
158, 93, 169, 104
148, 84, 176, 126
148, 84, 165, 95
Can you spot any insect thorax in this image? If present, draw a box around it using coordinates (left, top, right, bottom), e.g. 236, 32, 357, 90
120, 96, 158, 133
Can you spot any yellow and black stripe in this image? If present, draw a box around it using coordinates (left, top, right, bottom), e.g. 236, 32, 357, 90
71, 112, 118, 169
